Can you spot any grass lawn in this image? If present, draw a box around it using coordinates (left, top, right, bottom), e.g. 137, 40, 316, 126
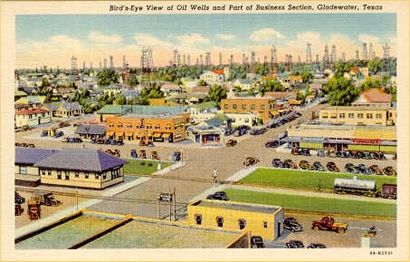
224, 189, 396, 218
239, 168, 397, 191
124, 159, 171, 175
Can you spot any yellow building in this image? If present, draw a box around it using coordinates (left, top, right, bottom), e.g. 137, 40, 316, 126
187, 200, 284, 240
220, 97, 276, 124
319, 106, 396, 126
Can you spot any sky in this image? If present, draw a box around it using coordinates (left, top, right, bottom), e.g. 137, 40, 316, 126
16, 14, 396, 69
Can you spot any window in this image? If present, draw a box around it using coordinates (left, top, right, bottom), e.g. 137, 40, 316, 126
339, 113, 345, 119
321, 113, 328, 119
195, 214, 202, 225
389, 112, 393, 117
232, 104, 237, 110
263, 221, 268, 229
75, 172, 79, 178
103, 173, 107, 180
348, 113, 354, 119
216, 216, 224, 228
65, 173, 69, 180
242, 104, 246, 110
238, 219, 246, 230
251, 104, 256, 110
357, 113, 364, 119
95, 174, 100, 180
19, 166, 27, 175
366, 113, 373, 119
57, 171, 62, 180
41, 170, 46, 175
260, 105, 265, 110
376, 113, 382, 119
85, 172, 89, 179
224, 104, 228, 109
48, 170, 52, 176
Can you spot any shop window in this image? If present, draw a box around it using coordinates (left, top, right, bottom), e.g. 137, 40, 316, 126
357, 113, 364, 119
242, 104, 247, 110
195, 214, 203, 225
95, 174, 100, 180
103, 173, 107, 180
216, 216, 224, 228
321, 113, 328, 119
233, 104, 237, 110
75, 172, 79, 178
348, 113, 354, 119
48, 170, 52, 176
366, 113, 373, 119
57, 171, 62, 180
376, 113, 382, 119
260, 105, 265, 110
238, 219, 246, 230
85, 172, 89, 179
263, 221, 268, 229
339, 113, 345, 118
251, 104, 256, 110
41, 170, 46, 175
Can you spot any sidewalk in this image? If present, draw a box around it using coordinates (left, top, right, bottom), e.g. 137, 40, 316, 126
224, 166, 257, 183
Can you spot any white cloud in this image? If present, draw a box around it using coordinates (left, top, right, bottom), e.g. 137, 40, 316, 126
249, 28, 285, 42
358, 34, 380, 44
88, 31, 122, 44
216, 34, 236, 41
176, 33, 210, 46
134, 33, 173, 49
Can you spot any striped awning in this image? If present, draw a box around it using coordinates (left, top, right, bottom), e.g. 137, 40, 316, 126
106, 131, 114, 136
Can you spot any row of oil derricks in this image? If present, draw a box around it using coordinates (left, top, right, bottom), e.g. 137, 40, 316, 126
15, 191, 62, 220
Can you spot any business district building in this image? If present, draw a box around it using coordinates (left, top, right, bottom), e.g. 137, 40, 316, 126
97, 105, 190, 143
188, 200, 284, 240
15, 147, 126, 189
287, 124, 396, 153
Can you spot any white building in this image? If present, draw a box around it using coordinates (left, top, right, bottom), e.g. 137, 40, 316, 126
15, 107, 51, 129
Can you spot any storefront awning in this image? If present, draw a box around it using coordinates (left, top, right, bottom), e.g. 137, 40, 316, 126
125, 131, 134, 136
106, 131, 114, 136
270, 110, 279, 117
116, 132, 125, 137
162, 133, 171, 138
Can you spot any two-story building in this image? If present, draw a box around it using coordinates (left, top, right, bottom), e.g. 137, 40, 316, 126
319, 106, 396, 126
220, 97, 276, 124
15, 107, 51, 129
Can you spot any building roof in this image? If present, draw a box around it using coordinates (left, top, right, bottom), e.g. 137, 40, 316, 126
97, 105, 188, 116
15, 96, 46, 105
192, 200, 281, 214
353, 88, 392, 104
34, 149, 127, 172
76, 124, 106, 135
212, 69, 225, 75
322, 106, 392, 112
264, 92, 293, 100
15, 107, 49, 115
122, 89, 140, 97
190, 101, 217, 111
14, 90, 28, 97
43, 102, 61, 112
191, 86, 210, 93
59, 101, 82, 111
15, 147, 59, 165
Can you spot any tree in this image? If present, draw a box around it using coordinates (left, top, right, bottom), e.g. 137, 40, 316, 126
97, 69, 119, 87
198, 79, 207, 86
360, 77, 381, 90
301, 71, 313, 83
207, 84, 227, 104
324, 77, 360, 106
140, 83, 164, 99
114, 95, 126, 105
258, 80, 285, 96
334, 61, 353, 78
41, 77, 50, 88
368, 58, 383, 75
127, 74, 139, 87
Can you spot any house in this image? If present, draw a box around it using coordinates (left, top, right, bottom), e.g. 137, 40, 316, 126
35, 148, 126, 189
100, 83, 124, 96
187, 122, 224, 146
187, 200, 284, 240
15, 96, 46, 107
199, 68, 230, 85
15, 107, 51, 129
225, 113, 258, 128
189, 102, 218, 124
76, 124, 106, 140
352, 88, 392, 107
160, 82, 183, 96
54, 101, 83, 118
122, 89, 140, 102
232, 79, 252, 91
15, 147, 58, 186
220, 97, 276, 124
188, 86, 210, 103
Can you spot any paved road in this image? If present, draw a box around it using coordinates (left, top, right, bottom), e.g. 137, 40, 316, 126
15, 103, 397, 219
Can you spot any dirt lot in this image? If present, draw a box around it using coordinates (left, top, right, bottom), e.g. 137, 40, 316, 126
15, 190, 86, 228
266, 213, 396, 248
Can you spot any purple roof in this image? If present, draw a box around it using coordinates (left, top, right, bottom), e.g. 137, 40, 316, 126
15, 147, 59, 165
34, 148, 126, 172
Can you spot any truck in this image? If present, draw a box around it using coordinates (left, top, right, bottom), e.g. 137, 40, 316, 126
334, 176, 377, 197
380, 184, 397, 199
312, 216, 348, 233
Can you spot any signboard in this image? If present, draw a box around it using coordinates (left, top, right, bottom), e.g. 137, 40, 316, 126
352, 138, 381, 145
158, 193, 173, 202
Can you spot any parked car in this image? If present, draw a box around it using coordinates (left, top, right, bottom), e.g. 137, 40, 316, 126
250, 128, 267, 136
265, 140, 280, 148
243, 156, 260, 167
284, 217, 303, 232
312, 162, 325, 171
272, 158, 284, 168
207, 191, 229, 201
15, 192, 25, 204
170, 151, 181, 162
326, 162, 339, 172
251, 236, 265, 248
233, 126, 248, 137
130, 149, 138, 158
285, 240, 304, 248
317, 150, 326, 157
312, 216, 348, 233
372, 152, 386, 160
58, 121, 70, 128
284, 159, 298, 169
356, 164, 371, 175
336, 151, 350, 158
344, 163, 358, 174
307, 243, 327, 248
369, 165, 383, 175
65, 137, 83, 143
383, 166, 397, 176
299, 160, 312, 170
226, 139, 238, 147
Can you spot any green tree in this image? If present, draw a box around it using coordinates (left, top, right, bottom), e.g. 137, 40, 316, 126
141, 83, 164, 99
301, 71, 313, 83
368, 58, 383, 75
97, 69, 119, 87
198, 79, 207, 86
360, 77, 381, 90
258, 80, 285, 96
207, 84, 227, 104
127, 74, 139, 87
324, 77, 360, 106
114, 95, 126, 105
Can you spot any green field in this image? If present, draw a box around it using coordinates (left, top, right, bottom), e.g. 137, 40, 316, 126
124, 159, 171, 175
225, 189, 396, 218
239, 168, 397, 191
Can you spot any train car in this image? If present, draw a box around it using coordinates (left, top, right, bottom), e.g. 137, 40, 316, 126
334, 176, 377, 197
380, 184, 397, 199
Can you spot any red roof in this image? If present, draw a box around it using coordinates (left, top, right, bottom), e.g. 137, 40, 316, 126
16, 108, 49, 115
361, 88, 392, 103
212, 69, 224, 75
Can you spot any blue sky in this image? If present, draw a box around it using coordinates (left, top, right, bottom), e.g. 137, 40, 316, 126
16, 14, 396, 68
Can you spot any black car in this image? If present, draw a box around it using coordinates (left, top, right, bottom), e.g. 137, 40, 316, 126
250, 128, 267, 135
356, 164, 370, 175
345, 163, 358, 174
312, 162, 325, 171
251, 236, 265, 248
307, 243, 327, 248
15, 192, 25, 204
272, 158, 284, 168
265, 140, 280, 148
207, 191, 229, 201
284, 217, 303, 232
326, 161, 339, 172
285, 240, 304, 248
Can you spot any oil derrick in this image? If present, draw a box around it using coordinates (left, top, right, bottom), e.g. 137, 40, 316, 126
306, 42, 312, 64
355, 49, 360, 60
123, 55, 128, 70
103, 58, 107, 69
229, 54, 234, 66
219, 52, 223, 66
341, 52, 346, 62
140, 46, 154, 84
109, 56, 114, 68
173, 48, 178, 66
331, 45, 337, 64
71, 56, 78, 75
270, 46, 278, 73
368, 43, 375, 60
383, 43, 391, 76
362, 43, 368, 61
205, 52, 211, 67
